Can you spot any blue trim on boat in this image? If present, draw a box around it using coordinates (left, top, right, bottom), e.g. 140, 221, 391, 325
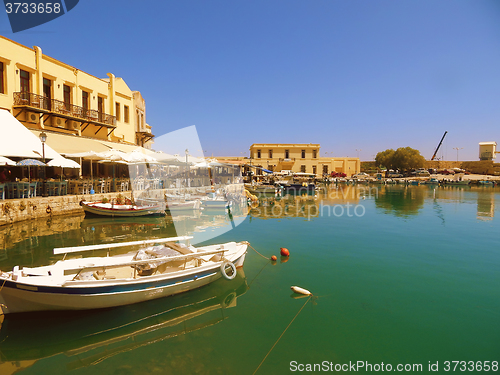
3, 268, 218, 295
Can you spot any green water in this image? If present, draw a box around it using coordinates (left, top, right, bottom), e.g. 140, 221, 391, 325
0, 185, 499, 374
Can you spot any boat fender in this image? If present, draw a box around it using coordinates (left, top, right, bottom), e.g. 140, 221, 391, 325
46, 205, 52, 214
291, 286, 312, 295
221, 261, 237, 280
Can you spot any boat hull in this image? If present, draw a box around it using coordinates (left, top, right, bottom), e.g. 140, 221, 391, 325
0, 244, 246, 314
82, 202, 164, 217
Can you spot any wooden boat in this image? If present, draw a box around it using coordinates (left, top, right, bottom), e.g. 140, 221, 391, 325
0, 236, 248, 314
244, 183, 282, 195
442, 180, 470, 186
202, 191, 232, 210
81, 201, 165, 217
166, 199, 202, 213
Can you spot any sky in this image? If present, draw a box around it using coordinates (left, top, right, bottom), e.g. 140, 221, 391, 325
1, 0, 500, 161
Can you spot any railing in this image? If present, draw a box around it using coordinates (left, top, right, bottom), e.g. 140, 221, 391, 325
14, 92, 116, 126
279, 158, 296, 162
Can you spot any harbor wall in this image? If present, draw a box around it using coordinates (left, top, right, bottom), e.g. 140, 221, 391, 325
0, 192, 132, 227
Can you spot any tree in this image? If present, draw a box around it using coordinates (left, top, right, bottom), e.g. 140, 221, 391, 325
375, 149, 395, 170
375, 147, 425, 172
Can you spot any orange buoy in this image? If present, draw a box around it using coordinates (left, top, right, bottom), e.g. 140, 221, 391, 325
271, 255, 277, 261
280, 247, 290, 257
291, 286, 312, 295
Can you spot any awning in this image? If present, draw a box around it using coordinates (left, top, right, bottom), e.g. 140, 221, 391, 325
0, 109, 61, 159
30, 130, 110, 154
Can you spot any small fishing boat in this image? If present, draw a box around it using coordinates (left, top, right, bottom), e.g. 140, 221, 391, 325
0, 236, 248, 314
244, 184, 282, 195
442, 180, 470, 186
202, 190, 232, 210
81, 201, 165, 217
166, 199, 203, 213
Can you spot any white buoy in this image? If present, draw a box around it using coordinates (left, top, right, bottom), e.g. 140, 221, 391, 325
291, 286, 312, 295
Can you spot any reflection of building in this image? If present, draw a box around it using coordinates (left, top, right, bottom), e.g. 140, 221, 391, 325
249, 143, 360, 177
0, 35, 154, 152
477, 191, 495, 221
479, 142, 497, 161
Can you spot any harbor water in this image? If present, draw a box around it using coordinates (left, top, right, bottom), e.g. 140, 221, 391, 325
0, 184, 498, 374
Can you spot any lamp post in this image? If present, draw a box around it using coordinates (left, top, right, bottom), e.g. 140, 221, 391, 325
39, 131, 47, 196
356, 149, 362, 159
185, 149, 190, 187
453, 147, 463, 162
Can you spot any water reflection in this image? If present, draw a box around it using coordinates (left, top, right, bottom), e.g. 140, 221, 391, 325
374, 185, 426, 217
0, 271, 248, 374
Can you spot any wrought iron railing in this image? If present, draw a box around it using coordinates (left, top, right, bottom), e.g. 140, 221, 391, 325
14, 92, 116, 126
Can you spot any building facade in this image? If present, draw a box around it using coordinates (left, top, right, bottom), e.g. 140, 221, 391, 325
0, 35, 154, 151
249, 143, 360, 177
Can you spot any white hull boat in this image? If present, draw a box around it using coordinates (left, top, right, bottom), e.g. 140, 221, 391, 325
0, 236, 248, 315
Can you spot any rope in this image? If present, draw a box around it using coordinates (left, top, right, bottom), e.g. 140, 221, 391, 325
253, 295, 312, 375
241, 241, 272, 261
0, 277, 7, 293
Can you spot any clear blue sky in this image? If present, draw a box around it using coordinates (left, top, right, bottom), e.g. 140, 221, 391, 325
2, 0, 500, 161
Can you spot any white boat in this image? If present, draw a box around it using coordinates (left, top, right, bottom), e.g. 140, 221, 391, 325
81, 201, 165, 217
166, 199, 203, 213
0, 236, 248, 315
202, 190, 232, 210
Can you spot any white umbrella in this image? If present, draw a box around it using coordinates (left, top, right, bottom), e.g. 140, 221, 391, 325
126, 149, 158, 163
0, 156, 16, 166
48, 156, 81, 181
65, 151, 106, 180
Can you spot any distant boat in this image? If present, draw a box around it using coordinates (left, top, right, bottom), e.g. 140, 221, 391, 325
244, 184, 282, 195
442, 180, 470, 186
0, 236, 248, 314
202, 190, 232, 210
478, 180, 495, 186
81, 201, 165, 217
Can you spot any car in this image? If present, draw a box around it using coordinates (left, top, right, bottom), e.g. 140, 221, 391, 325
387, 172, 403, 178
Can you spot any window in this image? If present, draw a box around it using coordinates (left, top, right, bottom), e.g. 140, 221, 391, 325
63, 85, 71, 110
323, 165, 329, 174
257, 149, 261, 159
82, 90, 89, 117
115, 102, 120, 121
285, 149, 289, 159
301, 165, 306, 173
312, 166, 317, 174
42, 78, 51, 110
313, 149, 317, 159
20, 70, 30, 93
268, 149, 273, 159
124, 105, 129, 123
98, 97, 104, 121
301, 150, 306, 159
0, 62, 4, 94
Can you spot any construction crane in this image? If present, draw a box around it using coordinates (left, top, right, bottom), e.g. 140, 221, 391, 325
431, 131, 448, 160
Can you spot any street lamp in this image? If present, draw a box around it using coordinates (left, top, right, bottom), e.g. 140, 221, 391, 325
356, 149, 362, 159
39, 131, 47, 196
453, 147, 463, 162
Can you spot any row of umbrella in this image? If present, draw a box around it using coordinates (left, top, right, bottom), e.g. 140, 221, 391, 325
0, 155, 80, 168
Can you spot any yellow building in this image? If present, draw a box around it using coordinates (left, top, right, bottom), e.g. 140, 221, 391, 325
249, 143, 360, 177
0, 35, 154, 152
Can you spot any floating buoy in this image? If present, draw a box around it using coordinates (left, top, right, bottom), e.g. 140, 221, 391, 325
280, 247, 290, 257
271, 255, 277, 261
291, 286, 312, 295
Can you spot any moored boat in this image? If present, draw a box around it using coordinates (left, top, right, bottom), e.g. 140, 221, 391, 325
81, 201, 165, 217
0, 236, 248, 314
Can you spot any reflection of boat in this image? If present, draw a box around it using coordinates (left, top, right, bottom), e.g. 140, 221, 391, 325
0, 236, 248, 314
0, 271, 248, 368
442, 180, 470, 186
81, 201, 165, 217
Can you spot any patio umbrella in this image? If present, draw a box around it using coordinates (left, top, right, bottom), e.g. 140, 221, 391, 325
65, 151, 106, 180
47, 156, 81, 180
17, 159, 46, 183
0, 156, 16, 166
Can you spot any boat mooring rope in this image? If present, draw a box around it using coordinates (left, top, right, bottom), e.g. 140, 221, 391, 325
252, 295, 312, 375
241, 241, 272, 261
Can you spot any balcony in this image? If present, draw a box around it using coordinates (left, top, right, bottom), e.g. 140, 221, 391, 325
13, 92, 116, 128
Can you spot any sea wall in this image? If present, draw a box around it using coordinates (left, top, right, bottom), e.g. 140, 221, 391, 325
0, 192, 132, 227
